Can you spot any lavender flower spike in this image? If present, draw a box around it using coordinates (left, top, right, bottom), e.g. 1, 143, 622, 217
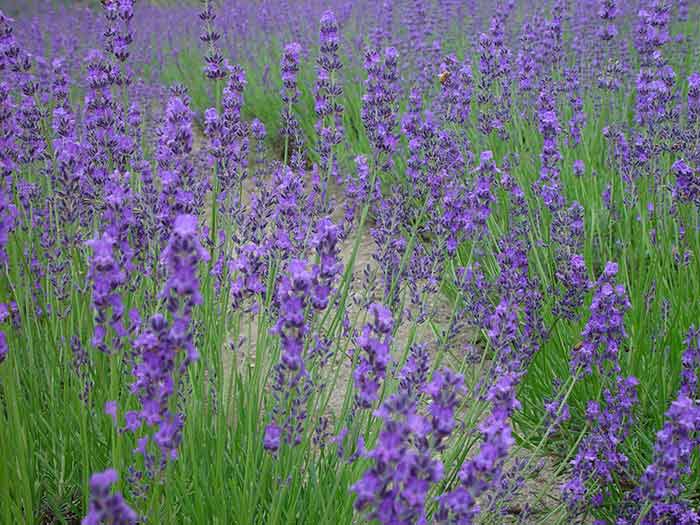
82, 469, 137, 525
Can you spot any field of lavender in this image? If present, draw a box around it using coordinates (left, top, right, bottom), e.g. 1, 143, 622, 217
1, 0, 699, 523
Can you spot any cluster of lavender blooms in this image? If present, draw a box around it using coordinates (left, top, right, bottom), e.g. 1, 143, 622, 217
280, 41, 305, 169
87, 234, 127, 353
436, 373, 520, 524
352, 365, 466, 524
616, 328, 700, 524
362, 46, 400, 170
264, 218, 341, 452
2, 1, 700, 524
562, 262, 641, 513
314, 11, 343, 184
82, 469, 138, 525
125, 215, 209, 468
353, 303, 394, 409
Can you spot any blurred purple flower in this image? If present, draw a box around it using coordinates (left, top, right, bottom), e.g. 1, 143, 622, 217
82, 468, 137, 525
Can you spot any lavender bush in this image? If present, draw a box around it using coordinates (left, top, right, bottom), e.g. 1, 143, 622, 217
0, 1, 699, 524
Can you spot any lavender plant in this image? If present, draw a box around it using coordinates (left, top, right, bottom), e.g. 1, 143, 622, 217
1, 2, 700, 525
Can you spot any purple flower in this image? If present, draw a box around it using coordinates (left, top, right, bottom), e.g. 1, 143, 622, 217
621, 395, 700, 524
672, 159, 700, 207
123, 214, 208, 469
351, 391, 446, 524
398, 343, 430, 400
571, 261, 630, 376
354, 303, 394, 409
315, 11, 344, 179
199, 0, 226, 81
436, 374, 518, 524
688, 72, 700, 124
215, 64, 249, 198
230, 242, 268, 309
266, 256, 334, 452
280, 42, 304, 168
361, 46, 400, 170
564, 375, 639, 512
533, 87, 564, 212
310, 218, 341, 310
680, 327, 700, 398
475, 6, 513, 139
424, 368, 465, 449
156, 94, 201, 237
597, 0, 619, 41
130, 314, 184, 465
263, 423, 282, 453
565, 68, 585, 146
438, 54, 472, 125
550, 202, 589, 321
86, 233, 126, 353
0, 330, 7, 364
82, 469, 137, 525
344, 155, 371, 226
0, 186, 17, 265
160, 214, 209, 355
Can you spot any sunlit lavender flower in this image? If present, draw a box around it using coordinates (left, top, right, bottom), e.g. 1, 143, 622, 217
352, 375, 458, 525
680, 326, 700, 398
310, 218, 341, 310
424, 368, 465, 449
128, 218, 207, 467
83, 48, 118, 190
280, 42, 304, 168
160, 214, 210, 365
438, 54, 472, 125
597, 0, 618, 41
351, 395, 426, 523
565, 68, 585, 146
263, 422, 282, 453
516, 20, 538, 95
344, 154, 371, 226
230, 242, 268, 310
534, 87, 564, 212
315, 11, 343, 178
265, 259, 320, 451
0, 186, 17, 265
564, 375, 639, 512
634, 2, 673, 127
199, 0, 227, 80
103, 0, 134, 80
0, 82, 19, 185
17, 75, 46, 164
216, 64, 249, 198
476, 6, 513, 138
551, 202, 588, 321
362, 46, 400, 169
553, 254, 589, 322
354, 303, 394, 409
156, 93, 199, 237
469, 150, 497, 238
102, 170, 136, 277
571, 261, 630, 376
618, 395, 700, 524
86, 233, 126, 353
688, 72, 700, 124
436, 373, 519, 524
371, 0, 393, 49
672, 159, 699, 207
398, 343, 430, 399
82, 469, 137, 525
271, 163, 309, 256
